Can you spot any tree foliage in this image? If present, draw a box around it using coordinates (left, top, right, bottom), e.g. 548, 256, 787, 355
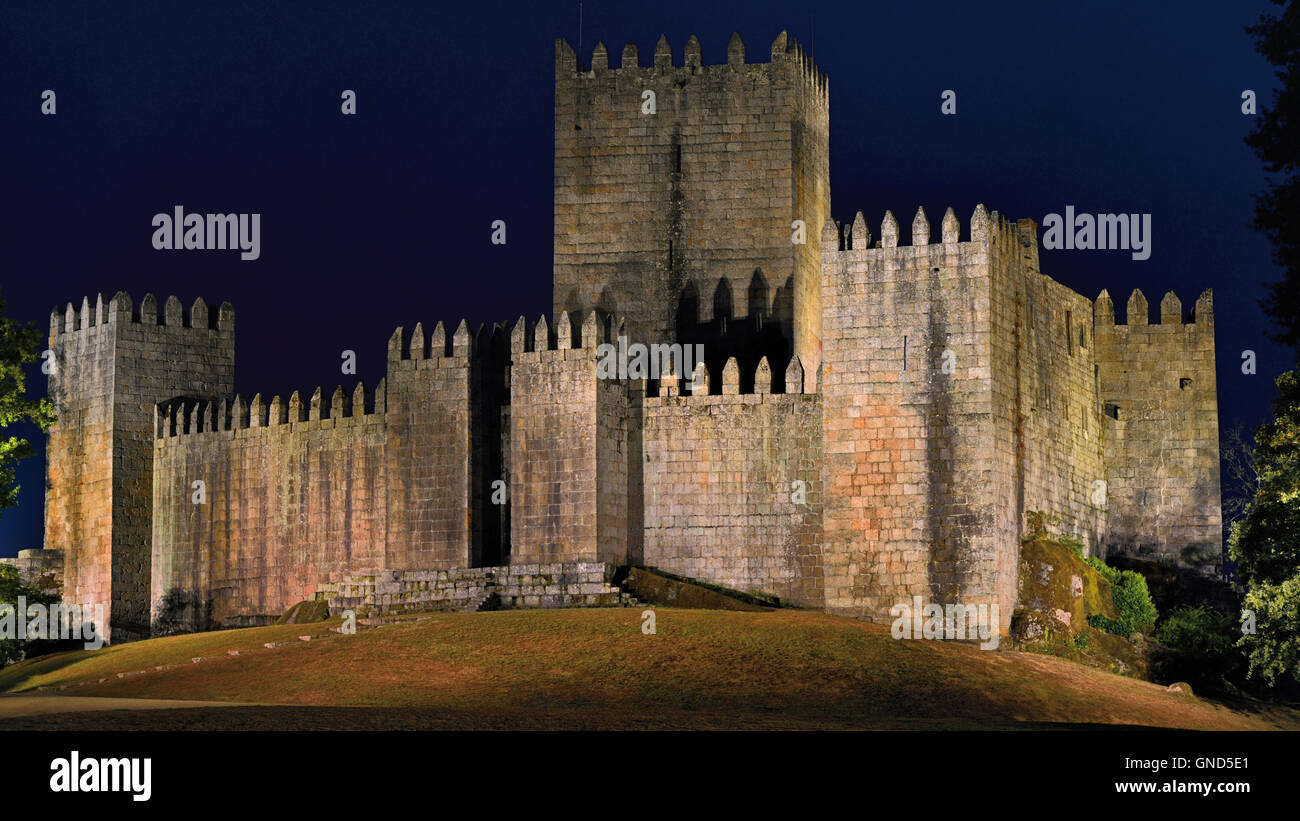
1230, 371, 1300, 588
0, 287, 55, 516
1247, 1, 1300, 349
1230, 371, 1300, 687
1240, 572, 1300, 687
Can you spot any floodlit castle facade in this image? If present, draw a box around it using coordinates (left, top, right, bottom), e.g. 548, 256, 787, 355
41, 32, 1220, 641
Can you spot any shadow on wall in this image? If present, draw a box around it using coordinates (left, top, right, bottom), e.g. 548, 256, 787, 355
151, 588, 213, 636
676, 271, 793, 393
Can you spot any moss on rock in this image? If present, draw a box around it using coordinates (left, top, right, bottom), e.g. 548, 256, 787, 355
1010, 538, 1149, 679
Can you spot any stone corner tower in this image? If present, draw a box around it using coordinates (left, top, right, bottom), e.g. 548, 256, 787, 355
43, 292, 234, 642
1093, 287, 1222, 571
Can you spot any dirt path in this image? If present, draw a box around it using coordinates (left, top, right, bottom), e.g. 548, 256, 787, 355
0, 693, 247, 719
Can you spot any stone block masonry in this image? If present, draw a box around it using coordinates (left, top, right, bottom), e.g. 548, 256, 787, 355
0, 549, 64, 595
508, 311, 630, 565
46, 29, 1222, 641
316, 563, 635, 616
641, 357, 823, 607
385, 321, 477, 570
150, 321, 480, 631
152, 384, 389, 629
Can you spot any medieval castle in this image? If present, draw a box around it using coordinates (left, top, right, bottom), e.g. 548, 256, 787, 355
34, 32, 1221, 642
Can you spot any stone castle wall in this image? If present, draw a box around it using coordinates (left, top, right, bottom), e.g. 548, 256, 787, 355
0, 548, 64, 595
384, 322, 476, 570
992, 226, 1108, 553
986, 218, 1110, 624
640, 356, 823, 606
44, 299, 115, 630
508, 312, 617, 565
152, 385, 389, 627
150, 322, 481, 628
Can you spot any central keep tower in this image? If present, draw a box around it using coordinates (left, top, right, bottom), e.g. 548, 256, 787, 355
553, 31, 830, 383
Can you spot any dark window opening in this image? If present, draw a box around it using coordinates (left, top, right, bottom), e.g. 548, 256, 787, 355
674, 143, 682, 173
1180, 378, 1192, 390
1066, 310, 1074, 355
903, 335, 908, 372
1104, 403, 1121, 420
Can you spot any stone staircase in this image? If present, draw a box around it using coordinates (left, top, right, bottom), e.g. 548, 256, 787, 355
315, 562, 641, 617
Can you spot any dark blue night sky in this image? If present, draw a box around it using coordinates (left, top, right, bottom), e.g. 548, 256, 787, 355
0, 0, 1288, 556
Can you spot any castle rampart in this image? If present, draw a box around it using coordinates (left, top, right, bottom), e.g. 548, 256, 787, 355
508, 311, 632, 566
151, 383, 388, 629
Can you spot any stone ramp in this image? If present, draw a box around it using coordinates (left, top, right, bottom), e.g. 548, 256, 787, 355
617, 566, 779, 611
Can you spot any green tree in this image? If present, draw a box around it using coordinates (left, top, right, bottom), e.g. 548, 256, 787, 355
0, 287, 55, 515
1247, 0, 1300, 350
1229, 372, 1300, 588
1235, 1, 1300, 689
1230, 372, 1300, 687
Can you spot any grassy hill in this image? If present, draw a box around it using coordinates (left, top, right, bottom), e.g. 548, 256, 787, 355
2, 608, 1296, 730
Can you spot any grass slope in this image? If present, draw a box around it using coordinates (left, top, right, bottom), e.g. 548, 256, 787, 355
2, 608, 1296, 730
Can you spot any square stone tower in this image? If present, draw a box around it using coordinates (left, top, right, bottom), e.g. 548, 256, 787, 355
44, 293, 234, 641
553, 31, 830, 384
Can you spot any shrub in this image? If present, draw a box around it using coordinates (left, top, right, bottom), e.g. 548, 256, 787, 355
1112, 568, 1158, 634
1087, 613, 1127, 635
1059, 532, 1086, 558
1085, 559, 1157, 638
1151, 605, 1245, 694
1156, 606, 1236, 654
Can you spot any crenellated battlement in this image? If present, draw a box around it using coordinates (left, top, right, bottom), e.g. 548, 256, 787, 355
510, 310, 611, 356
1094, 287, 1213, 328
646, 354, 810, 399
557, 30, 827, 100
155, 380, 387, 441
821, 204, 1005, 256
50, 292, 234, 337
386, 319, 476, 365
